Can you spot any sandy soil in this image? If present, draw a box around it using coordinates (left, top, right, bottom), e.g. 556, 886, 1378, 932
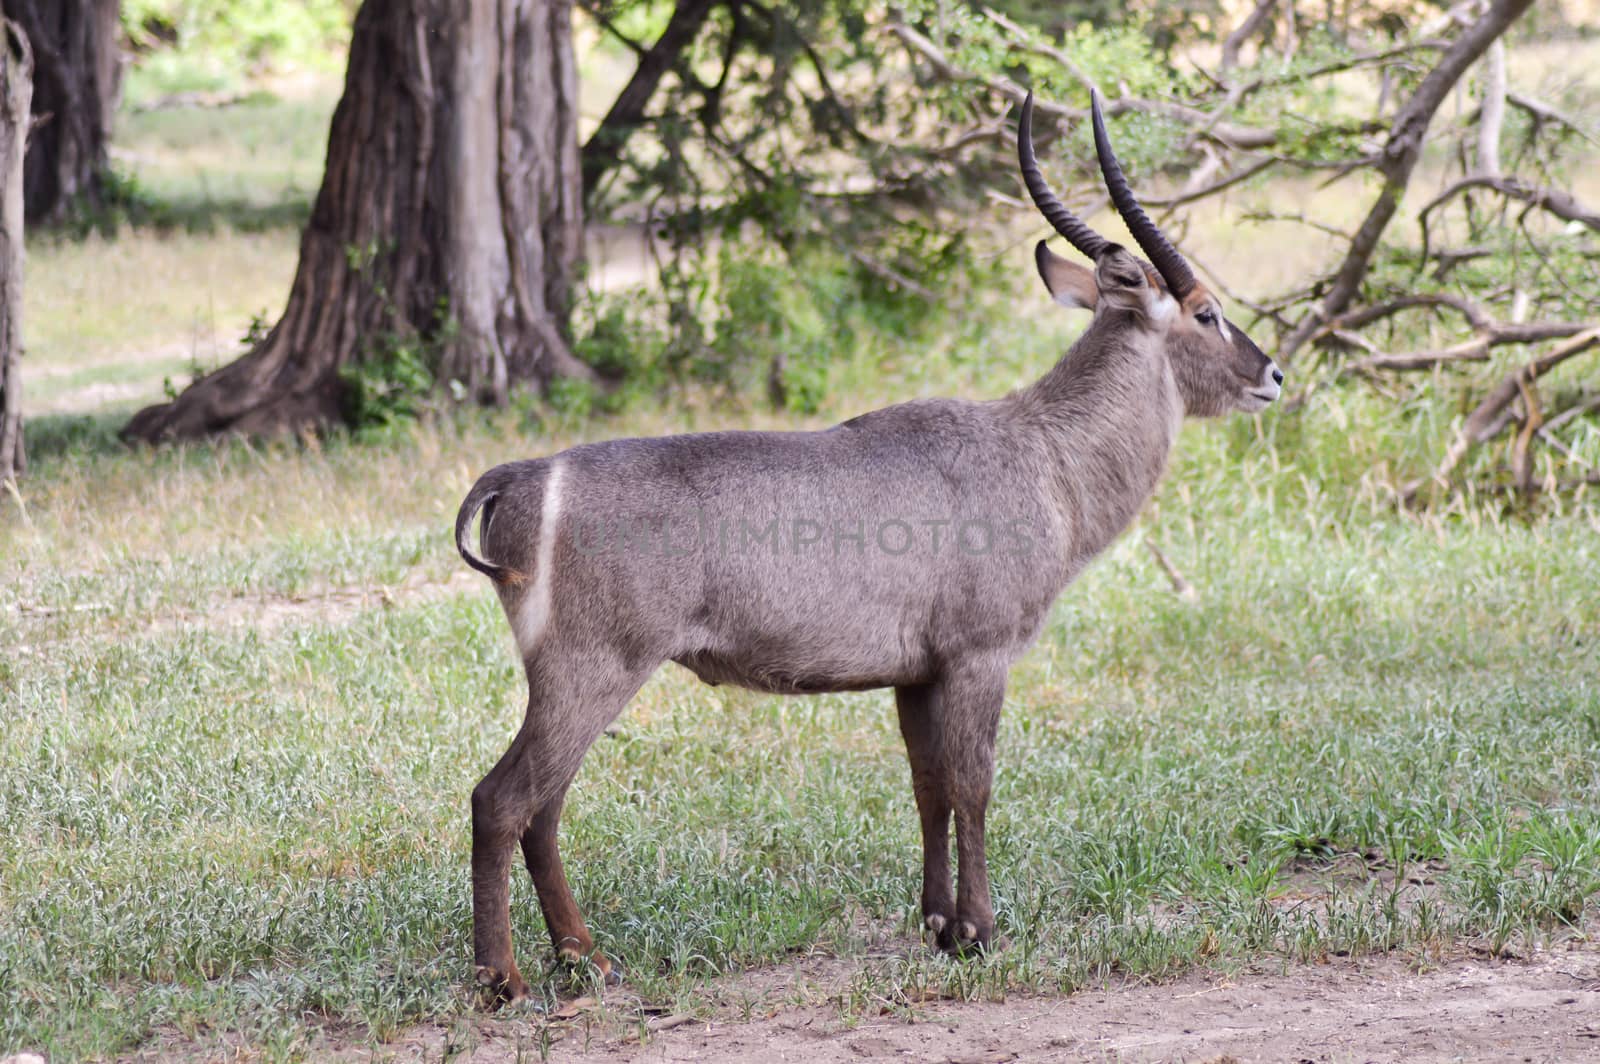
271, 939, 1600, 1064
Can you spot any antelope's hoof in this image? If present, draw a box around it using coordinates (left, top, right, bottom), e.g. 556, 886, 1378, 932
475, 964, 532, 1008
952, 920, 997, 955
924, 912, 959, 953
558, 946, 623, 987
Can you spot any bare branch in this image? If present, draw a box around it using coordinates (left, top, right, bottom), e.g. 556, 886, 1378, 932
1231, 39, 1449, 101
1420, 175, 1600, 234
1350, 337, 1490, 374
1220, 0, 1278, 72
884, 17, 1277, 151
1476, 38, 1506, 176
1340, 314, 1594, 375
845, 247, 936, 302
581, 0, 720, 202
1142, 156, 1277, 208
1319, 293, 1490, 334
980, 7, 1099, 97
1277, 0, 1538, 364
1544, 393, 1600, 434
1117, 97, 1277, 151
1507, 91, 1600, 149
1239, 207, 1354, 241
1428, 244, 1493, 279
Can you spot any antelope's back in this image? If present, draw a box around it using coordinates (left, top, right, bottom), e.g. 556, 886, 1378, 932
531, 399, 1066, 688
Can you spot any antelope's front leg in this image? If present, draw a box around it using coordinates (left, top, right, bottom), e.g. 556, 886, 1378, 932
520, 792, 619, 985
896, 683, 956, 950
944, 663, 1006, 952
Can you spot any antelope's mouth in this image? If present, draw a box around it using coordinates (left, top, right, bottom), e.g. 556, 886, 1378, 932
1241, 385, 1280, 411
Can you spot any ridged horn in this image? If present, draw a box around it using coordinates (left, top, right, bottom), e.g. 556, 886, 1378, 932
1089, 89, 1197, 299
1017, 91, 1109, 261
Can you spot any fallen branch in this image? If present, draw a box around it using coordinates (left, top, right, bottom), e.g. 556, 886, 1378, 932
130, 89, 249, 114
1543, 393, 1600, 434
1464, 472, 1600, 495
1409, 326, 1600, 498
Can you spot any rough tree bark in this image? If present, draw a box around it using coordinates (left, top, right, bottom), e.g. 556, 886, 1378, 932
0, 18, 30, 481
0, 0, 119, 224
123, 0, 592, 443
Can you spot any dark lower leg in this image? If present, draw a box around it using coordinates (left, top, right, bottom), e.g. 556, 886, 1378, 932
953, 798, 994, 949
944, 665, 1004, 952
520, 795, 615, 980
897, 684, 955, 948
471, 769, 535, 1001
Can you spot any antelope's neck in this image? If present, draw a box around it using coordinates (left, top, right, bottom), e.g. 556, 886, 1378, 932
1011, 320, 1182, 564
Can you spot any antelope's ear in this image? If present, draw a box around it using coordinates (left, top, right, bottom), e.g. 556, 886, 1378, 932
1035, 241, 1097, 310
1092, 244, 1156, 315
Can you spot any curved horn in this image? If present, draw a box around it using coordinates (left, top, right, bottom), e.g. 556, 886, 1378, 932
1089, 89, 1197, 299
1018, 91, 1109, 261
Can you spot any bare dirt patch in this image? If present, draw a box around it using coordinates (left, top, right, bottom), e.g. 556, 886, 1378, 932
175, 568, 483, 635
268, 940, 1600, 1064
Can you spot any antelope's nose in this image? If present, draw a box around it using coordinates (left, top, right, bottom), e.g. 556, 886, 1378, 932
1271, 368, 1284, 385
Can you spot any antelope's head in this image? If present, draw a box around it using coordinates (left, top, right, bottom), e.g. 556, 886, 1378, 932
1017, 92, 1282, 416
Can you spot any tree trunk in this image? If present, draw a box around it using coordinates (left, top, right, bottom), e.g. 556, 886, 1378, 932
1, 0, 119, 224
123, 0, 591, 443
0, 18, 30, 481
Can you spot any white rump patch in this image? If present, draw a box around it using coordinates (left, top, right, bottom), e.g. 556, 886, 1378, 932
513, 460, 565, 655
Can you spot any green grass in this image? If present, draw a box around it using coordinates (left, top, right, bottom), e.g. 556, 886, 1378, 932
19, 81, 320, 417
111, 81, 335, 227
4, 328, 1599, 1060
5, 29, 1599, 1063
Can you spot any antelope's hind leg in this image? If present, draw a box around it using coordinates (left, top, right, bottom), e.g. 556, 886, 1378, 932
471, 652, 652, 1005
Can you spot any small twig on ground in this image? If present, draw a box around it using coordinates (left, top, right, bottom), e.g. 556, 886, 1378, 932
1144, 539, 1199, 602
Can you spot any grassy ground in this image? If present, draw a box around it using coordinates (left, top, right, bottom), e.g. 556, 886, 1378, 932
5, 36, 1600, 1064
6, 324, 1600, 1061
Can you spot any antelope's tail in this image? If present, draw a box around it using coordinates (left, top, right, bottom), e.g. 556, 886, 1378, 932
455, 467, 518, 584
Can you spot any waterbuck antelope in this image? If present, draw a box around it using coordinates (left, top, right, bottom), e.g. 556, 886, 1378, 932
456, 91, 1282, 1002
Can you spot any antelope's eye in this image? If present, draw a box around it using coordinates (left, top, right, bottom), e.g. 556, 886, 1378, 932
1195, 308, 1217, 327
